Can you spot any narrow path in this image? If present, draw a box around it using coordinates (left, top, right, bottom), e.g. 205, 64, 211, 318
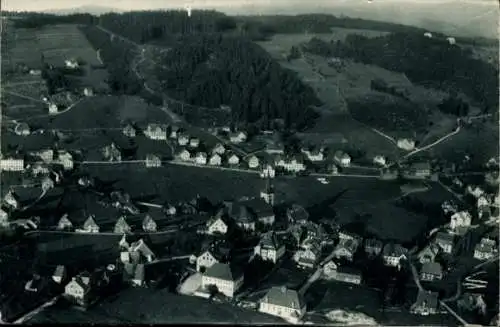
2, 90, 45, 103
402, 125, 461, 160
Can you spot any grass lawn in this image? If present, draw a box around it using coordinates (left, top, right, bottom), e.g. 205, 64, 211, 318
31, 288, 286, 324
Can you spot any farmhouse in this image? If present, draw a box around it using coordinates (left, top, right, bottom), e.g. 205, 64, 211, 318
145, 154, 162, 168
114, 216, 143, 234
373, 155, 386, 166
195, 152, 208, 165
76, 216, 100, 233
206, 210, 231, 236
254, 231, 285, 263
48, 103, 59, 115
121, 239, 156, 264
406, 162, 432, 179
189, 138, 200, 148
14, 123, 31, 136
201, 263, 244, 298
227, 153, 240, 166
144, 124, 168, 141
177, 148, 191, 162
301, 147, 324, 162
287, 204, 309, 225
474, 237, 498, 260
332, 266, 363, 285
293, 240, 322, 268
102, 143, 122, 162
212, 143, 226, 155
64, 273, 94, 307
178, 134, 189, 146
333, 151, 351, 167
382, 243, 408, 268
0, 157, 24, 171
209, 153, 222, 166
397, 138, 416, 151
141, 213, 169, 232
56, 150, 74, 170
241, 197, 275, 225
229, 131, 247, 144
122, 123, 138, 138
247, 155, 260, 169
420, 262, 443, 281
333, 237, 360, 262
259, 286, 306, 322
260, 164, 276, 178
56, 214, 73, 231
434, 232, 455, 254
274, 155, 306, 173
196, 244, 230, 272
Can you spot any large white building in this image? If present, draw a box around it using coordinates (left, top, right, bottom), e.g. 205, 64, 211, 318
201, 263, 243, 298
0, 158, 24, 171
259, 286, 306, 323
254, 231, 285, 263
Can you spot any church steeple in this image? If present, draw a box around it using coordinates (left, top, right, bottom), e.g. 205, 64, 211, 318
260, 177, 275, 206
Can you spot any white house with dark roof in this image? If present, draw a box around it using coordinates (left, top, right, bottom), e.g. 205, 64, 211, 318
77, 215, 100, 233
332, 266, 363, 285
3, 190, 19, 210
434, 232, 455, 254
229, 203, 256, 231
201, 263, 243, 298
373, 155, 386, 167
206, 210, 230, 236
52, 265, 68, 284
145, 154, 162, 168
56, 150, 74, 170
227, 153, 240, 166
0, 157, 24, 171
382, 243, 408, 268
195, 152, 208, 165
144, 124, 168, 140
259, 286, 306, 322
122, 123, 137, 138
196, 245, 230, 272
247, 155, 260, 169
229, 131, 247, 144
420, 262, 443, 281
274, 155, 306, 173
48, 103, 59, 115
177, 148, 191, 162
212, 143, 226, 155
333, 150, 351, 167
0, 208, 8, 226
64, 272, 94, 306
178, 134, 190, 146
209, 153, 222, 166
56, 214, 73, 231
333, 237, 360, 262
189, 137, 200, 148
242, 198, 275, 225
293, 240, 322, 268
254, 231, 285, 263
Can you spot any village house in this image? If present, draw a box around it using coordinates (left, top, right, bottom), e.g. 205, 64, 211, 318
446, 37, 456, 45
247, 155, 260, 169
241, 197, 275, 225
227, 203, 256, 231
114, 216, 143, 234
48, 103, 59, 115
331, 266, 363, 285
293, 240, 322, 269
364, 238, 383, 258
417, 243, 441, 265
144, 124, 168, 140
83, 87, 94, 97
287, 204, 309, 226
14, 122, 31, 136
212, 143, 226, 155
65, 59, 79, 69
254, 231, 285, 263
301, 147, 324, 162
122, 123, 138, 138
259, 286, 306, 322
205, 210, 231, 236
420, 262, 443, 281
56, 150, 74, 170
260, 164, 276, 178
0, 157, 24, 171
397, 138, 416, 151
76, 215, 101, 233
411, 290, 439, 315
434, 232, 455, 254
406, 162, 432, 179
120, 238, 156, 264
373, 155, 387, 167
145, 154, 162, 168
123, 263, 147, 287
229, 131, 247, 144
169, 126, 180, 139
209, 153, 222, 166
196, 244, 231, 272
333, 150, 351, 167
450, 211, 472, 232
333, 237, 360, 262
52, 265, 68, 284
56, 214, 73, 231
323, 260, 339, 277
201, 263, 244, 298
274, 155, 306, 173
177, 148, 191, 162
189, 137, 200, 148
142, 213, 165, 233
195, 152, 208, 165
178, 134, 190, 146
227, 153, 240, 166
382, 243, 408, 268
64, 272, 94, 307
474, 237, 498, 260
301, 222, 327, 245
3, 190, 19, 210
102, 143, 122, 162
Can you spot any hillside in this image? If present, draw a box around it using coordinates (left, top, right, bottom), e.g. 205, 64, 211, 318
154, 34, 321, 130
301, 34, 499, 112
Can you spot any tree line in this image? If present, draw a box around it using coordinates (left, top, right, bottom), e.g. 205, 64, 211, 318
302, 34, 498, 112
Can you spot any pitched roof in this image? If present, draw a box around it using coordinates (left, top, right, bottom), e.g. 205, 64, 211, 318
382, 243, 408, 257
259, 231, 283, 249
421, 262, 443, 275
287, 204, 309, 222
204, 262, 241, 281
261, 286, 305, 309
435, 232, 455, 244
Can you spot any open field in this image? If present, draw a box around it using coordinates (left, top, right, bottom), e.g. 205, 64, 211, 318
29, 288, 285, 324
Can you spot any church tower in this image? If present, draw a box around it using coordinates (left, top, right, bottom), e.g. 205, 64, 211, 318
260, 177, 275, 206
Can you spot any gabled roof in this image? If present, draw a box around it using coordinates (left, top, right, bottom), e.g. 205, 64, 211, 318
204, 262, 241, 281
435, 232, 455, 244
421, 262, 443, 275
261, 286, 305, 309
130, 239, 156, 258
259, 231, 283, 249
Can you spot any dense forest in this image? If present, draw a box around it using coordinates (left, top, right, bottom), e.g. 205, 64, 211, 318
302, 35, 499, 112
156, 34, 321, 130
12, 13, 97, 28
